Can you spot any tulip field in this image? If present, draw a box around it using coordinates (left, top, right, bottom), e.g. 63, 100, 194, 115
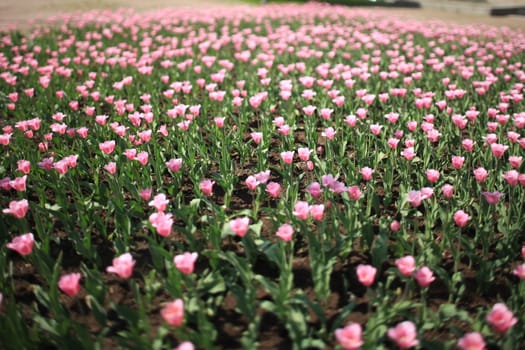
0, 3, 524, 349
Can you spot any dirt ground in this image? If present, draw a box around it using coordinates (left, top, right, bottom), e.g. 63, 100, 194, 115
0, 0, 524, 32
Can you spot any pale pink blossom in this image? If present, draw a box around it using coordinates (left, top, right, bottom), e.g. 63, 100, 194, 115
166, 158, 182, 172
229, 217, 250, 237
453, 210, 471, 227
149, 211, 173, 237
17, 160, 30, 174
174, 342, 194, 350
360, 167, 373, 181
280, 151, 294, 164
307, 182, 322, 198
490, 143, 508, 158
106, 253, 135, 279
174, 252, 198, 275
3, 199, 29, 218
99, 140, 115, 155
348, 186, 362, 201
161, 299, 184, 326
457, 332, 485, 350
486, 303, 517, 333
140, 189, 152, 201
473, 168, 488, 183
451, 156, 465, 169
481, 191, 503, 205
58, 272, 82, 297
387, 321, 419, 349
310, 204, 325, 221
293, 201, 310, 220
390, 220, 401, 232
276, 223, 294, 242
266, 182, 281, 198
149, 194, 169, 212
512, 264, 525, 280
6, 233, 34, 256
502, 170, 519, 186
414, 266, 435, 287
396, 256, 416, 277
335, 323, 363, 350
200, 179, 215, 196
356, 264, 377, 287
425, 169, 440, 183
104, 162, 117, 174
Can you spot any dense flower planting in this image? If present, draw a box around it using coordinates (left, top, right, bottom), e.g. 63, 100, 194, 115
0, 3, 524, 349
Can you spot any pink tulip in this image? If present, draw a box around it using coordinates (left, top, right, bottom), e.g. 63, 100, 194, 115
509, 156, 522, 168
213, 117, 225, 128
473, 167, 488, 183
348, 186, 362, 201
490, 143, 508, 158
250, 132, 263, 144
276, 223, 294, 242
166, 158, 183, 172
512, 264, 525, 280
486, 303, 517, 333
420, 187, 433, 199
390, 220, 401, 232
149, 212, 173, 237
451, 156, 465, 169
6, 233, 34, 256
462, 139, 475, 152
502, 170, 519, 186
457, 332, 485, 350
307, 182, 322, 198
174, 342, 194, 350
370, 124, 383, 136
401, 147, 416, 160
453, 210, 471, 227
245, 176, 259, 191
293, 201, 310, 220
396, 256, 416, 277
149, 194, 169, 212
99, 140, 115, 155
265, 182, 281, 198
298, 147, 311, 161
139, 189, 152, 201
200, 179, 215, 196
407, 190, 424, 207
254, 170, 270, 184
104, 162, 117, 174
174, 252, 198, 275
322, 127, 336, 140
280, 151, 294, 164
17, 160, 30, 174
58, 272, 82, 297
360, 167, 374, 181
356, 264, 377, 287
229, 217, 250, 237
106, 253, 135, 279
481, 191, 503, 205
161, 299, 184, 326
310, 204, 325, 221
387, 321, 419, 349
136, 151, 149, 165
414, 266, 435, 287
335, 323, 363, 350
425, 169, 440, 183
10, 175, 27, 192
3, 199, 29, 219
306, 160, 314, 171
441, 184, 454, 199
